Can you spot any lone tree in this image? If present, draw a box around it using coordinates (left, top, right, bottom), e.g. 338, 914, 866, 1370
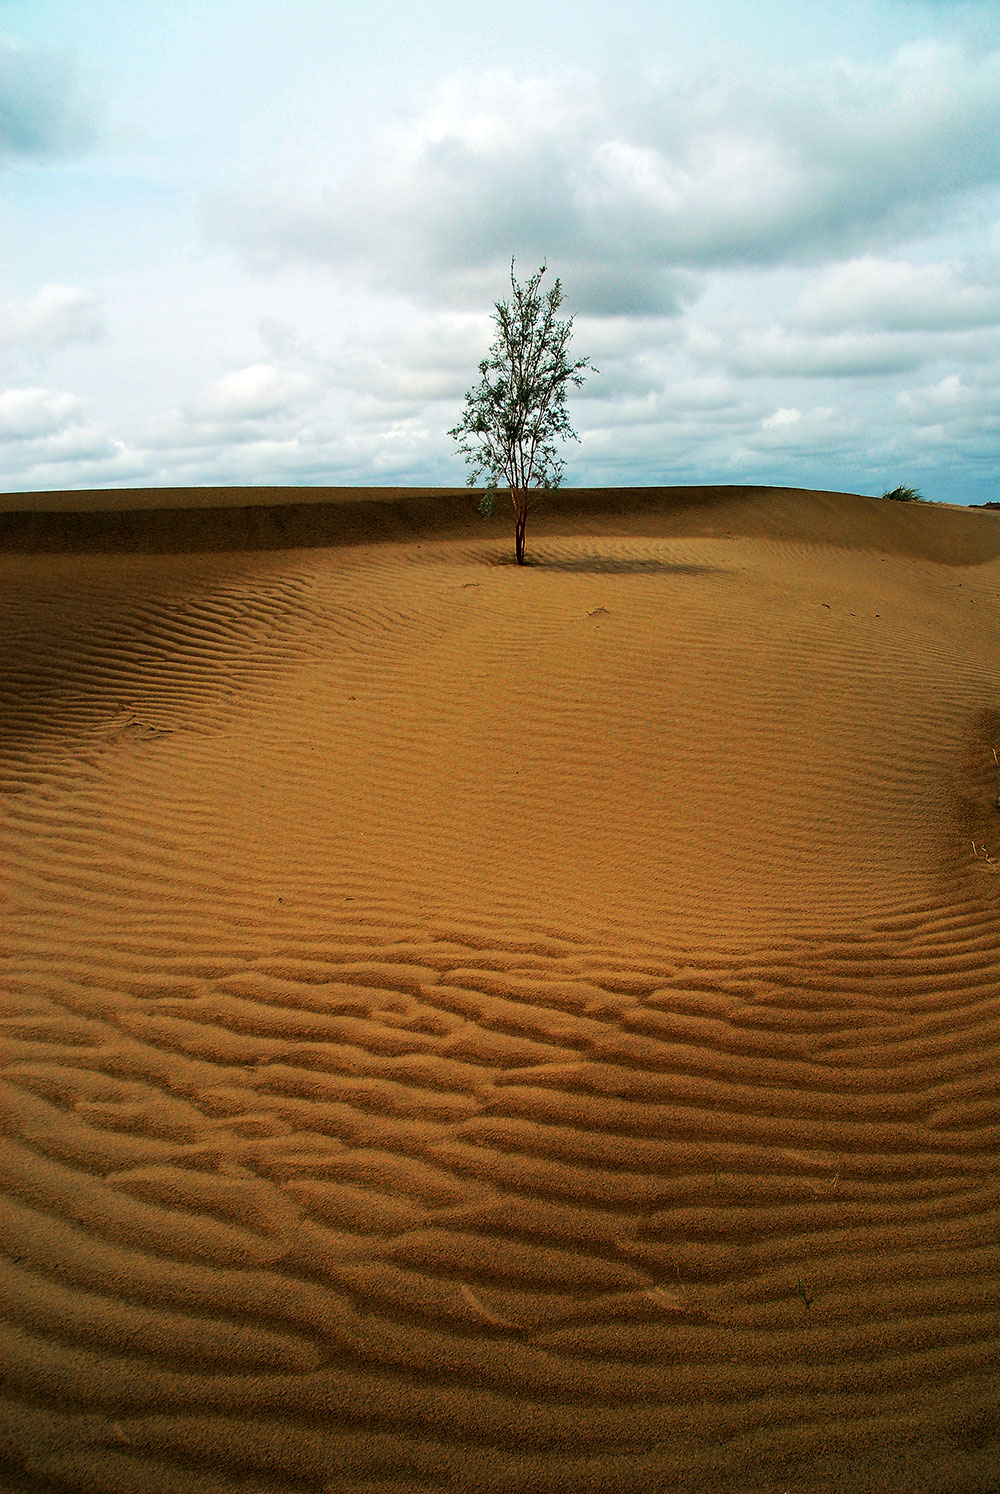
449, 260, 595, 565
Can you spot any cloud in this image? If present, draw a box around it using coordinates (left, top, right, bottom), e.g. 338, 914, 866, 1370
0, 284, 107, 351
753, 405, 842, 448
204, 42, 1000, 312
898, 372, 973, 420
0, 383, 138, 491
193, 362, 313, 421
140, 362, 319, 460
794, 255, 1000, 331
897, 370, 1000, 438
0, 386, 85, 439
0, 41, 103, 164
4, 434, 150, 491
322, 311, 522, 419
730, 403, 863, 470
888, 369, 1000, 480
717, 324, 933, 378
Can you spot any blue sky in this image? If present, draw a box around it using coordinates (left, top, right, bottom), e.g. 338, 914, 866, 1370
2, 0, 999, 502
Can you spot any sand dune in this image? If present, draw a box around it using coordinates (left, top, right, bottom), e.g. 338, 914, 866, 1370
2, 485, 999, 1493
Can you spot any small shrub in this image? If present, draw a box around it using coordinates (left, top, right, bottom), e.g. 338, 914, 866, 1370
449, 260, 595, 565
881, 484, 924, 502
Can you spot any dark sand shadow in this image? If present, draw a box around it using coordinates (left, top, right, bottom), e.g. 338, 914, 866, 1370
496, 554, 732, 575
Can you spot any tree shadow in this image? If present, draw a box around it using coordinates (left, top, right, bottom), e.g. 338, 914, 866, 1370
497, 554, 732, 575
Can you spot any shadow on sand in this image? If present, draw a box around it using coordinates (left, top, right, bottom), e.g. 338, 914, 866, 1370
497, 553, 732, 575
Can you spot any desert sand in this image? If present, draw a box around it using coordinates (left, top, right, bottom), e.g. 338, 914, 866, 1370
2, 483, 999, 1493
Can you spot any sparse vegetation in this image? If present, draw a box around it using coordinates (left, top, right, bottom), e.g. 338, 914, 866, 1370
449, 259, 595, 565
881, 484, 924, 502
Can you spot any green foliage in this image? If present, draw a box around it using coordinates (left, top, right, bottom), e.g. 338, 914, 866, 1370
449, 260, 595, 561
881, 484, 924, 502
478, 480, 498, 519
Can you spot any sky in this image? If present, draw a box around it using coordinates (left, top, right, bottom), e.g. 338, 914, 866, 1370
2, 0, 999, 503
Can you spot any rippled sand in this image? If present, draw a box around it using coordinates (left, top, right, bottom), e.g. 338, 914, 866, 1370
2, 485, 999, 1493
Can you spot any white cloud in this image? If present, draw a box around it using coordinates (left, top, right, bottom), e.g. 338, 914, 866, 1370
5, 9, 1000, 505
889, 368, 1000, 479
193, 362, 313, 421
794, 255, 1000, 331
4, 435, 151, 490
763, 407, 804, 428
747, 403, 844, 450
0, 386, 84, 439
136, 361, 322, 467
896, 371, 1000, 440
0, 385, 142, 492
324, 315, 488, 413
0, 41, 103, 164
898, 372, 971, 418
713, 324, 931, 378
204, 42, 1000, 312
0, 283, 107, 351
665, 374, 740, 411
732, 403, 859, 470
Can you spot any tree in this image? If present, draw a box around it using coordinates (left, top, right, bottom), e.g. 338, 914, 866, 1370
449, 259, 595, 565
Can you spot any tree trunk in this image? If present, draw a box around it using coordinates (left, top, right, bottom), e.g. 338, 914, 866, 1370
514, 494, 527, 565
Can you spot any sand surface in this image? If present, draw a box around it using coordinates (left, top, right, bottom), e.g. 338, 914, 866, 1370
2, 485, 999, 1492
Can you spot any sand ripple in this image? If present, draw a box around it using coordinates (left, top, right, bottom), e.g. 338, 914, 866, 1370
2, 489, 998, 1492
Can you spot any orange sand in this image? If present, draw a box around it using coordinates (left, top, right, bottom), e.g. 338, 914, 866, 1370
1, 485, 999, 1493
